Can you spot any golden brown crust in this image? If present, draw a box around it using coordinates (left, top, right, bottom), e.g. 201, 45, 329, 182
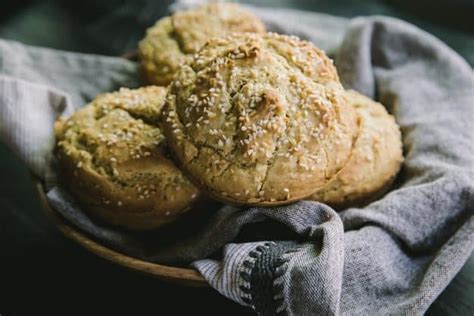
138, 3, 266, 86
55, 87, 200, 230
162, 33, 357, 206
309, 90, 404, 208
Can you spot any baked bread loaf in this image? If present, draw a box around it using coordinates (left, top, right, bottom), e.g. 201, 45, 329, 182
55, 87, 200, 230
310, 90, 404, 208
162, 32, 357, 206
138, 3, 266, 86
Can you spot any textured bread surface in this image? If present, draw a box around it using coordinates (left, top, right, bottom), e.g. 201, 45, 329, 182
138, 3, 266, 86
162, 32, 357, 206
55, 87, 199, 230
310, 90, 404, 208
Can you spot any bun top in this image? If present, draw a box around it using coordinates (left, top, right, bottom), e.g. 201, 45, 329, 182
310, 90, 404, 207
138, 3, 266, 85
55, 87, 200, 230
162, 32, 357, 205
172, 3, 267, 53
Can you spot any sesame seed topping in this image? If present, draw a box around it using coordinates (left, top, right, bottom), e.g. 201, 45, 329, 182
162, 32, 353, 203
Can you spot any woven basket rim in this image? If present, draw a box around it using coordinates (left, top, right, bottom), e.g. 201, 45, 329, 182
34, 178, 208, 287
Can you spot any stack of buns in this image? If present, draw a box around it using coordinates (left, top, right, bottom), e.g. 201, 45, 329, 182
55, 3, 403, 230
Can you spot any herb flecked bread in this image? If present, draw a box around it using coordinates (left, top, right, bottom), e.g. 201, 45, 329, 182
138, 3, 266, 86
161, 32, 358, 206
55, 87, 200, 230
310, 90, 404, 208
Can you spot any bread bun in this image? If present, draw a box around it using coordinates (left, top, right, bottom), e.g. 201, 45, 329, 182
55, 87, 200, 230
310, 90, 403, 208
162, 33, 357, 205
138, 3, 266, 86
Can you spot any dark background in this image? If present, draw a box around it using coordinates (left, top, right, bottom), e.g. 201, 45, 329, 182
0, 0, 473, 315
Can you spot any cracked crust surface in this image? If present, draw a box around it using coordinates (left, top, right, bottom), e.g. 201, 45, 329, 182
162, 33, 357, 206
310, 90, 404, 208
138, 3, 266, 86
55, 87, 200, 230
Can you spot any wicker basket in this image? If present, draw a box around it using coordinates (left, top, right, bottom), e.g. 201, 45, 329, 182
35, 179, 208, 287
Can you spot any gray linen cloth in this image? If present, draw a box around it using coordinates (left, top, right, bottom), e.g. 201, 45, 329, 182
1, 6, 473, 315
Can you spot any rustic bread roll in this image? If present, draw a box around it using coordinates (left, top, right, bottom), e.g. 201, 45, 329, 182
138, 3, 266, 86
162, 32, 357, 206
310, 90, 404, 208
55, 87, 200, 230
